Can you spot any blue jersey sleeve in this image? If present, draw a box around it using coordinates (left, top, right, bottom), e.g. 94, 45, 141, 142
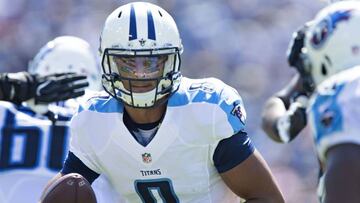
213, 131, 255, 173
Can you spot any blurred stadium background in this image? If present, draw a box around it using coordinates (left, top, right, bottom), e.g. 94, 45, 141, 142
0, 0, 327, 202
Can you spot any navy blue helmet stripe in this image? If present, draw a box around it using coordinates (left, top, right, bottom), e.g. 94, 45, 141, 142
129, 4, 137, 40
147, 9, 156, 40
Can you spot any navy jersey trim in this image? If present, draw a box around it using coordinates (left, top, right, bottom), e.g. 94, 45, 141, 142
61, 152, 100, 184
123, 109, 162, 146
123, 109, 162, 131
213, 131, 255, 173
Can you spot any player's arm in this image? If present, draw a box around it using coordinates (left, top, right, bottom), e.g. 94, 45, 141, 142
220, 151, 284, 202
41, 152, 100, 198
261, 74, 308, 142
214, 132, 284, 202
0, 72, 88, 104
61, 151, 100, 183
43, 109, 101, 190
261, 22, 312, 143
42, 110, 100, 200
323, 144, 360, 203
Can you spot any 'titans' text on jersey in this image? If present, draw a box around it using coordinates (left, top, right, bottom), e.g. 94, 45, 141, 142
67, 77, 254, 202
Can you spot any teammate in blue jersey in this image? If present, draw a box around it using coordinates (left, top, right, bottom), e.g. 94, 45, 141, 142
0, 36, 121, 203
262, 1, 360, 202
44, 2, 285, 202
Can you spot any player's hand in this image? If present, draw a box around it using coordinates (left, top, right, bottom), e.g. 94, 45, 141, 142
276, 95, 308, 143
0, 72, 89, 104
286, 23, 315, 94
32, 72, 89, 104
287, 24, 308, 69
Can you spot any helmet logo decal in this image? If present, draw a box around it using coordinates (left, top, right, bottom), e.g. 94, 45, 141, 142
139, 38, 146, 46
128, 4, 156, 42
311, 9, 352, 49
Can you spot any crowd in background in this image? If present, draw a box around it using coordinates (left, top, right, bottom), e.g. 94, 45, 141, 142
0, 0, 327, 202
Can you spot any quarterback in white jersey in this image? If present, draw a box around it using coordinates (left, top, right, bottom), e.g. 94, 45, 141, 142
0, 36, 120, 203
69, 77, 258, 202
53, 2, 285, 203
262, 1, 360, 202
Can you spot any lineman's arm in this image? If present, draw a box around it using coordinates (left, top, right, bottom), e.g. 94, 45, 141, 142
220, 150, 284, 203
261, 74, 308, 142
323, 144, 360, 203
261, 22, 312, 143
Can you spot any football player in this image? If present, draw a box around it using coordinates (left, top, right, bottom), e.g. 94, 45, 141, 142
262, 1, 360, 202
261, 0, 360, 144
44, 2, 285, 202
0, 36, 120, 203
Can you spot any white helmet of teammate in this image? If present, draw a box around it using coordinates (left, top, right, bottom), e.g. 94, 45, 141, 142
29, 36, 102, 91
326, 0, 359, 3
302, 1, 360, 87
100, 2, 183, 108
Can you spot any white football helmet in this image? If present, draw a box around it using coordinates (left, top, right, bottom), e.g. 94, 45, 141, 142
29, 36, 102, 91
301, 1, 360, 87
100, 2, 183, 108
327, 0, 359, 3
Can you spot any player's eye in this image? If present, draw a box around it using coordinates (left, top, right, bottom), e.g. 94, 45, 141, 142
119, 66, 135, 74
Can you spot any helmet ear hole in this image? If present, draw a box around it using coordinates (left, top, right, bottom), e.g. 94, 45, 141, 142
321, 63, 328, 76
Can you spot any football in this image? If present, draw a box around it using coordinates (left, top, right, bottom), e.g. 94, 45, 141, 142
40, 173, 97, 203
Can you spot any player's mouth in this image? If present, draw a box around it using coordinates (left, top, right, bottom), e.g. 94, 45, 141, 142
131, 84, 155, 93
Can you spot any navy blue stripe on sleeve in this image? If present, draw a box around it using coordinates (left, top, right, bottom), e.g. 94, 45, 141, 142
213, 131, 255, 173
61, 151, 100, 184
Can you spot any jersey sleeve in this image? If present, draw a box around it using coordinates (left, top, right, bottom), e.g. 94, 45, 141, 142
68, 111, 102, 174
214, 83, 246, 139
311, 79, 360, 161
213, 131, 255, 173
209, 80, 254, 170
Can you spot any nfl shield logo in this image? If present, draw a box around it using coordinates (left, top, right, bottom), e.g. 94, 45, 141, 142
142, 153, 152, 163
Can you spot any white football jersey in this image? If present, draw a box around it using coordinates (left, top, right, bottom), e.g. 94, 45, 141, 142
309, 65, 360, 162
70, 77, 249, 203
0, 97, 120, 203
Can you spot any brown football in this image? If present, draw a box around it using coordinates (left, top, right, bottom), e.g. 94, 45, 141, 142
40, 173, 97, 203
